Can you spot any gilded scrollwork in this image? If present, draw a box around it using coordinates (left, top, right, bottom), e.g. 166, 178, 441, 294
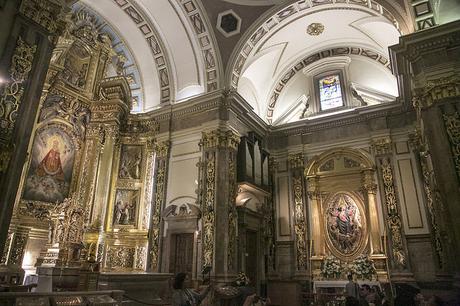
150, 141, 169, 270
202, 150, 216, 268
135, 246, 147, 270
227, 149, 238, 270
380, 158, 406, 269
292, 176, 308, 269
413, 76, 460, 108
442, 112, 460, 181
288, 153, 304, 170
201, 129, 240, 150
106, 246, 135, 269
8, 233, 28, 266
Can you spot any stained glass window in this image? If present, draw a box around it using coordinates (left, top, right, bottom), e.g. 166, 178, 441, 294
318, 74, 344, 111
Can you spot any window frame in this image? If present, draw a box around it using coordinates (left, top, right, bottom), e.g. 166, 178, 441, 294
314, 70, 347, 113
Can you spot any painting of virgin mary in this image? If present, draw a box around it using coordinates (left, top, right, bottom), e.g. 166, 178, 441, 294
23, 126, 75, 203
326, 193, 363, 255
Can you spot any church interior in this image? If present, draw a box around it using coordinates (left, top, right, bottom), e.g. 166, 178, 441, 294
0, 0, 459, 305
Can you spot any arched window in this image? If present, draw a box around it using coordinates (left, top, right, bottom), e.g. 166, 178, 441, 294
316, 73, 345, 111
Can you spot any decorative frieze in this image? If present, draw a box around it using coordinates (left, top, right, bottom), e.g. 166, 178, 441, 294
380, 158, 407, 269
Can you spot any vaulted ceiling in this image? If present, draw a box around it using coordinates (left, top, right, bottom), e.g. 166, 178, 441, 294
72, 0, 457, 124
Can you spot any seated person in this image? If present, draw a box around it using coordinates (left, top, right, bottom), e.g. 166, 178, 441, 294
171, 272, 212, 306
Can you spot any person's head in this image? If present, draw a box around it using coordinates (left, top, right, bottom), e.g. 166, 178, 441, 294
347, 274, 353, 281
360, 284, 371, 297
173, 272, 187, 289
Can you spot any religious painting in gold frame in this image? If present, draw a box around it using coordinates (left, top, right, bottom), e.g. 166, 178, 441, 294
118, 145, 143, 180
113, 189, 140, 227
23, 125, 76, 203
324, 192, 367, 260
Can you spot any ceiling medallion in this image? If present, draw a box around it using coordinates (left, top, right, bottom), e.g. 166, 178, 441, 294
307, 23, 325, 36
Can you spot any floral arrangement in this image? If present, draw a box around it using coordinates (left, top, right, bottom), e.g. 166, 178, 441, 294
235, 272, 250, 286
321, 255, 342, 279
348, 255, 376, 280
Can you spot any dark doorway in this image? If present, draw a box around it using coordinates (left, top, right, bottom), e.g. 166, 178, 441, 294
245, 230, 258, 286
170, 233, 194, 276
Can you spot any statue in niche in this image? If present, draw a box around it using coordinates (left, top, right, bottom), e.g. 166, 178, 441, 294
118, 145, 143, 179
326, 193, 363, 255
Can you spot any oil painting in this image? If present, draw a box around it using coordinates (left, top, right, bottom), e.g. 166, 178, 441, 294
118, 145, 143, 179
113, 189, 139, 226
23, 126, 75, 203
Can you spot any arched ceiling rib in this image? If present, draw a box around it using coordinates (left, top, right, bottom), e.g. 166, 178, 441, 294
228, 0, 403, 124
81, 0, 220, 112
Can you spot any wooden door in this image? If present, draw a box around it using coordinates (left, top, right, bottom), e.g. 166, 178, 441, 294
245, 230, 258, 286
170, 233, 194, 276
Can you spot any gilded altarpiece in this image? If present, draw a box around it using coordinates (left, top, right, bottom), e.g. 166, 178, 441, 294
305, 148, 387, 281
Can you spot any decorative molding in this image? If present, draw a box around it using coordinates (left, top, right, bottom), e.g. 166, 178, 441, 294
380, 158, 406, 269
229, 2, 400, 93
178, 0, 220, 91
288, 153, 304, 170
106, 246, 135, 269
113, 0, 173, 102
227, 148, 237, 270
306, 23, 324, 36
266, 46, 390, 123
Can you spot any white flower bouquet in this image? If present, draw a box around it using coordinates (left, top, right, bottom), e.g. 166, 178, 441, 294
321, 255, 342, 279
348, 255, 376, 280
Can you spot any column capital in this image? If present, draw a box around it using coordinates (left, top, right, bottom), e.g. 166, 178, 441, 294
371, 137, 392, 156
200, 129, 240, 150
288, 153, 305, 170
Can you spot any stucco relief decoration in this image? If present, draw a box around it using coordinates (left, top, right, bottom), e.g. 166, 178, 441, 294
23, 126, 76, 203
113, 189, 139, 226
203, 151, 216, 268
326, 193, 363, 256
307, 23, 324, 36
106, 246, 135, 269
381, 158, 406, 268
119, 145, 143, 179
228, 150, 237, 270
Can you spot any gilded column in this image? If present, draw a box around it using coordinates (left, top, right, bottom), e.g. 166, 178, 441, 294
289, 153, 308, 276
199, 129, 240, 279
361, 169, 383, 255
306, 176, 322, 258
149, 140, 169, 272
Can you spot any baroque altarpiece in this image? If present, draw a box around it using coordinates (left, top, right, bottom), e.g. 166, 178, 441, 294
0, 1, 459, 304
